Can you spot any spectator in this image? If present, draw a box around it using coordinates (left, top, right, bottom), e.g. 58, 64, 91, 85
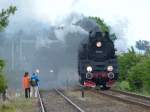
22, 72, 30, 98
30, 72, 39, 98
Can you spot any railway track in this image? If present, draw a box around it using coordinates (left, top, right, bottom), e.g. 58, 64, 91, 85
90, 89, 150, 108
38, 88, 85, 112
38, 87, 150, 112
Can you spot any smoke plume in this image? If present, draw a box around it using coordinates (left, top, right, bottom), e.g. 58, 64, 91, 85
0, 0, 128, 89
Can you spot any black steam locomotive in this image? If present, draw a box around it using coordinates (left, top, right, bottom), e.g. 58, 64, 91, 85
78, 30, 118, 89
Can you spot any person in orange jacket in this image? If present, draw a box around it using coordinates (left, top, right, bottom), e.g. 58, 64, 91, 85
22, 72, 30, 98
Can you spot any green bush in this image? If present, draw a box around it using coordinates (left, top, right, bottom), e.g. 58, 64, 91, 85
118, 47, 142, 81
128, 56, 150, 93
0, 74, 7, 93
0, 59, 7, 93
115, 81, 131, 91
118, 81, 130, 91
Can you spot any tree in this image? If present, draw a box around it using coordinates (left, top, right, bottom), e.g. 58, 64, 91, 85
0, 5, 17, 31
0, 59, 5, 71
135, 40, 150, 51
136, 40, 150, 55
89, 16, 117, 41
128, 56, 150, 93
118, 46, 142, 80
0, 59, 6, 93
0, 6, 16, 93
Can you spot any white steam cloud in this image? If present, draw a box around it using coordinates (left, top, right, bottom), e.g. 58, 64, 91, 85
0, 0, 143, 89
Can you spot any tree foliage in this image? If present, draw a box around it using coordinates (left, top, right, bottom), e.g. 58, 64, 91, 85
135, 40, 150, 56
135, 40, 150, 51
0, 59, 5, 71
0, 5, 17, 31
89, 16, 109, 32
0, 59, 6, 93
118, 45, 150, 94
89, 16, 117, 41
128, 56, 150, 93
0, 6, 16, 93
0, 74, 7, 93
118, 47, 142, 80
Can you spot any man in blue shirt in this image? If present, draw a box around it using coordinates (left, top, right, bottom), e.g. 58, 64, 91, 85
30, 72, 39, 97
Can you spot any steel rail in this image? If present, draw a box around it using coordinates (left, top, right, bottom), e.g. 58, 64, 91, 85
91, 89, 150, 108
110, 89, 150, 100
55, 89, 85, 112
37, 88, 46, 112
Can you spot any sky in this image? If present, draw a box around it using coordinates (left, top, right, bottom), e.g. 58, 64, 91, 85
0, 0, 150, 46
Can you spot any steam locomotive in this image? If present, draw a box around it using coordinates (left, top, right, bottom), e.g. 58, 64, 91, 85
78, 30, 118, 89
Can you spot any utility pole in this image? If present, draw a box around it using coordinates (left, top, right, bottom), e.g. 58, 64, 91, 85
11, 39, 14, 71
19, 38, 22, 64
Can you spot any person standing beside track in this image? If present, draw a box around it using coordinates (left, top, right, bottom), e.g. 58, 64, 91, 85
30, 72, 39, 98
22, 72, 30, 99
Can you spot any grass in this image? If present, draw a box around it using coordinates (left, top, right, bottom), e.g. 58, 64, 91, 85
0, 104, 15, 112
0, 97, 38, 112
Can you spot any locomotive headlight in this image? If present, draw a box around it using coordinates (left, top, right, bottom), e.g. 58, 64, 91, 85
86, 66, 92, 72
107, 66, 113, 72
96, 41, 102, 48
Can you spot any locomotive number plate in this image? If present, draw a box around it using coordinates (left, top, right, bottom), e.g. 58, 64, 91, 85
96, 50, 103, 53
